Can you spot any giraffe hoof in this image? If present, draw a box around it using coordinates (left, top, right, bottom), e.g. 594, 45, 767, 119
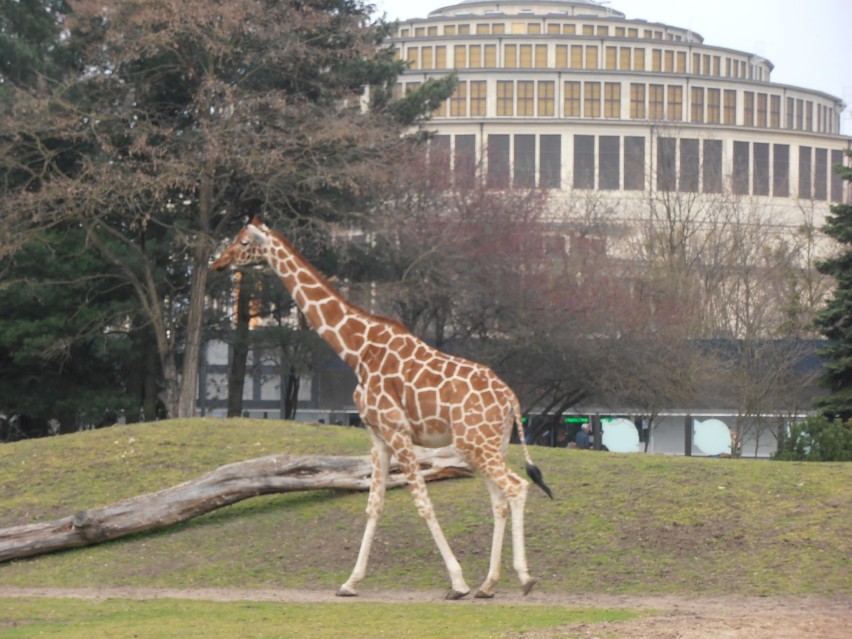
474, 589, 495, 599
522, 578, 537, 596
445, 588, 470, 600
336, 586, 358, 597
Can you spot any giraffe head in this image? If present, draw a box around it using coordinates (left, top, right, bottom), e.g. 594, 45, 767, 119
211, 216, 271, 272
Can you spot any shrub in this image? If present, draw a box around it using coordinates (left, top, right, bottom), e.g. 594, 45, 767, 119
774, 415, 852, 461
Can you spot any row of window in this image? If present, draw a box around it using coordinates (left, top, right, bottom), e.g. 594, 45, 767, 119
400, 42, 766, 82
404, 80, 839, 134
400, 21, 688, 42
430, 133, 848, 201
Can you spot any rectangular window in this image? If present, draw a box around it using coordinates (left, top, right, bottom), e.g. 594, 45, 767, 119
564, 81, 581, 117
707, 88, 721, 124
773, 144, 790, 197
665, 50, 674, 72
814, 148, 827, 201
753, 142, 770, 196
492, 24, 504, 34
535, 44, 547, 68
556, 45, 568, 68
757, 93, 768, 127
422, 47, 433, 69
796, 99, 804, 130
497, 81, 514, 116
624, 136, 645, 191
657, 137, 677, 192
799, 146, 812, 199
584, 82, 601, 118
604, 82, 621, 118
649, 84, 664, 120
454, 134, 476, 189
830, 150, 844, 202
470, 81, 486, 116
435, 46, 447, 69
505, 44, 517, 68
619, 47, 631, 70
519, 44, 533, 69
514, 134, 536, 189
574, 135, 595, 189
484, 45, 496, 67
517, 80, 534, 116
487, 134, 510, 189
476, 23, 490, 35
599, 136, 620, 190
630, 83, 645, 119
431, 135, 451, 176
450, 81, 467, 117
724, 90, 737, 125
680, 138, 699, 192
667, 86, 683, 121
744, 91, 754, 127
733, 141, 750, 195
454, 45, 466, 69
703, 140, 723, 193
407, 47, 419, 70
538, 81, 555, 116
633, 48, 645, 71
652, 48, 662, 71
769, 95, 781, 129
690, 87, 704, 123
676, 51, 686, 73
571, 45, 583, 68
469, 46, 481, 68
540, 134, 562, 189
786, 97, 795, 129
585, 46, 598, 69
806, 101, 813, 131
606, 46, 617, 70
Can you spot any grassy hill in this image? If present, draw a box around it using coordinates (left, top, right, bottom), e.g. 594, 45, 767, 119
1, 418, 849, 597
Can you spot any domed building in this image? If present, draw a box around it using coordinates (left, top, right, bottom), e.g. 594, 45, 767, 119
388, 0, 850, 219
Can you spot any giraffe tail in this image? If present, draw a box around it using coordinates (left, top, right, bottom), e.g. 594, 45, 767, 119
513, 405, 553, 499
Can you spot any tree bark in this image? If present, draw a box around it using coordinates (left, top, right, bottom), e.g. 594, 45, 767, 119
0, 448, 473, 563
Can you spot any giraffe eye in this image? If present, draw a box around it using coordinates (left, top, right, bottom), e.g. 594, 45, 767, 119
240, 240, 249, 246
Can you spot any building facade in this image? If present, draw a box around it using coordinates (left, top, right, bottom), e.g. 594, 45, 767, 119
200, 0, 848, 456
389, 0, 850, 216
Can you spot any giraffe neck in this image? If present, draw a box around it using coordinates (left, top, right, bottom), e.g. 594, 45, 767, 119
261, 230, 370, 369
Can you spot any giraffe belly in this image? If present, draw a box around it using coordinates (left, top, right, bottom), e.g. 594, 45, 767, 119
411, 421, 453, 448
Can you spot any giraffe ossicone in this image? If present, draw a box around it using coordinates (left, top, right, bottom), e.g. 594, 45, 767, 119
211, 216, 553, 599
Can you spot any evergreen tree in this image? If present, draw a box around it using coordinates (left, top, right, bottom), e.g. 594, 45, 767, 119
813, 151, 852, 421
0, 226, 137, 433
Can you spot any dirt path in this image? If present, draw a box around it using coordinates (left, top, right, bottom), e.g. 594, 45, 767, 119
0, 586, 849, 638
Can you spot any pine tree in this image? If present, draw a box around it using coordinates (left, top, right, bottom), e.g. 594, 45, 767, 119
813, 151, 852, 420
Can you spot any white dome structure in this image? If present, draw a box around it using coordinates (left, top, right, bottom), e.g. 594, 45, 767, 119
387, 0, 850, 225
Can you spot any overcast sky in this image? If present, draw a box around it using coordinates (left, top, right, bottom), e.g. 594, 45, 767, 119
375, 0, 852, 134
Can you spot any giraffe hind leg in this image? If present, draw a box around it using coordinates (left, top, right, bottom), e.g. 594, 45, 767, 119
479, 459, 536, 595
475, 477, 508, 598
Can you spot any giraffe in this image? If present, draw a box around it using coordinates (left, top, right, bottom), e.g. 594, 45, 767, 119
211, 216, 552, 599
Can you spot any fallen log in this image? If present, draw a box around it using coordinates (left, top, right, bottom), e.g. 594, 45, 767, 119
0, 447, 473, 563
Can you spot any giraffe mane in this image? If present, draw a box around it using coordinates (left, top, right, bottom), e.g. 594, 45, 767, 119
263, 227, 409, 334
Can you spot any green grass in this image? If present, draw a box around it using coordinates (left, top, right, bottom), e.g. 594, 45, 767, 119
1, 418, 850, 597
0, 598, 637, 638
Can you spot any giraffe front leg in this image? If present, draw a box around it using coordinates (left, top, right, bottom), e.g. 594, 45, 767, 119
397, 446, 470, 599
337, 436, 391, 597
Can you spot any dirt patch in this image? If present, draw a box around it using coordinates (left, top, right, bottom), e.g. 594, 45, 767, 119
0, 587, 848, 638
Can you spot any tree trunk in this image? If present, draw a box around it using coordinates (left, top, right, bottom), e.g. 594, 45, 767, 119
227, 272, 253, 418
0, 448, 473, 563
